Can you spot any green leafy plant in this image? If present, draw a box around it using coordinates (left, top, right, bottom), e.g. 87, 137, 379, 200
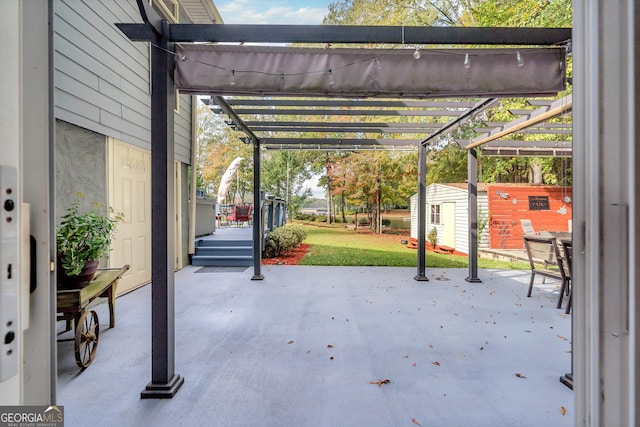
428, 227, 438, 249
478, 208, 490, 237
263, 223, 308, 258
56, 194, 124, 276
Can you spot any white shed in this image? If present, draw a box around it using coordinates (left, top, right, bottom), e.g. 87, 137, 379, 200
410, 183, 489, 254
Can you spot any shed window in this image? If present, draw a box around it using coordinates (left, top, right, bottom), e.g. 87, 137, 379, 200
430, 205, 441, 225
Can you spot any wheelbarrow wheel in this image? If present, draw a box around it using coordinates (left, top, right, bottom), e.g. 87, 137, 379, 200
74, 310, 100, 368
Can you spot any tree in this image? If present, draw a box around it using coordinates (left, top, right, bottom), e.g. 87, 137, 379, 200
197, 102, 253, 202
465, 0, 572, 27
261, 151, 314, 219
426, 143, 468, 185
325, 0, 477, 26
326, 151, 417, 233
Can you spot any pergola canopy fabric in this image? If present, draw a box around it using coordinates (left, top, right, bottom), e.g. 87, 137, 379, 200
175, 45, 566, 98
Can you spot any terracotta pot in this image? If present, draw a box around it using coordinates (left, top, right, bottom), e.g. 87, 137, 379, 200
57, 258, 99, 289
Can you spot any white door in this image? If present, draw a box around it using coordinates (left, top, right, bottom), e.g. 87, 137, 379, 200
442, 202, 456, 248
109, 140, 152, 295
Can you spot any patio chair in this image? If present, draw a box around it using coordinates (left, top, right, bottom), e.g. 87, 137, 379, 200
560, 238, 573, 314
228, 204, 252, 227
523, 235, 570, 309
520, 219, 536, 236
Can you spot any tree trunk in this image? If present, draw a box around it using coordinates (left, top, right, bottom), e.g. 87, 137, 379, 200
326, 178, 332, 224
374, 184, 382, 233
530, 161, 543, 184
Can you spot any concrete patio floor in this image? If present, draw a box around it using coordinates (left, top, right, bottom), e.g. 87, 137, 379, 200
57, 265, 574, 426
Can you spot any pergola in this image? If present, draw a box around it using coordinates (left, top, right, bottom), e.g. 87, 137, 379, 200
117, 0, 572, 399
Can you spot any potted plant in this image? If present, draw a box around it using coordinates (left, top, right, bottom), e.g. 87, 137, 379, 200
56, 194, 123, 289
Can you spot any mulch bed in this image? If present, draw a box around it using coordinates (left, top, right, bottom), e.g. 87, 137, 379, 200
262, 243, 310, 265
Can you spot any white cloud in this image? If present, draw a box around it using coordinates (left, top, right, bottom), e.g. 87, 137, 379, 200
218, 1, 327, 25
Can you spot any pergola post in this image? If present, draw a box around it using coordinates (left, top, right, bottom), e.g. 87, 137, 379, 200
465, 148, 481, 283
415, 143, 428, 281
251, 139, 264, 280
140, 20, 184, 398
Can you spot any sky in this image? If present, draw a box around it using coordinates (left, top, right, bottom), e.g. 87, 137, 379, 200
216, 0, 330, 25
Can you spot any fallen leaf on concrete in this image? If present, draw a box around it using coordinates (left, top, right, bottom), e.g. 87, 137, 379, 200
402, 355, 409, 359
287, 340, 294, 344
432, 361, 441, 366
412, 418, 421, 426
370, 379, 390, 387
557, 335, 567, 341
429, 344, 434, 349
327, 344, 334, 348
560, 406, 567, 416
515, 373, 527, 379
412, 363, 416, 367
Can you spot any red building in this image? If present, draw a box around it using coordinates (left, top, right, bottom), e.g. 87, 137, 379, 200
487, 184, 572, 249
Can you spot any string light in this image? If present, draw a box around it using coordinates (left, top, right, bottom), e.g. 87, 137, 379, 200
463, 53, 471, 69
413, 48, 421, 60
328, 69, 335, 86
516, 51, 524, 67
229, 70, 236, 86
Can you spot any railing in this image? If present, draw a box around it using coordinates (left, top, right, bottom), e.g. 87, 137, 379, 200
261, 194, 287, 247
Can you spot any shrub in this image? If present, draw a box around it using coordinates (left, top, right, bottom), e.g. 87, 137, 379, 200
381, 218, 391, 227
294, 213, 315, 221
428, 227, 438, 248
314, 215, 327, 222
263, 224, 308, 258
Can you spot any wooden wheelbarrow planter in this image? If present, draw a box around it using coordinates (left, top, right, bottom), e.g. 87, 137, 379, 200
56, 265, 130, 368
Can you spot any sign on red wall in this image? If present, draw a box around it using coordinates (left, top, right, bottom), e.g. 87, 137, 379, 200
487, 184, 572, 249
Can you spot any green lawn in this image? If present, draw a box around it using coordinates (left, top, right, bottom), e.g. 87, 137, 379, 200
298, 222, 527, 269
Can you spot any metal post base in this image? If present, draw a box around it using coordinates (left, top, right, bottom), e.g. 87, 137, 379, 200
465, 277, 482, 283
141, 374, 184, 399
559, 373, 573, 390
414, 275, 429, 281
251, 274, 264, 281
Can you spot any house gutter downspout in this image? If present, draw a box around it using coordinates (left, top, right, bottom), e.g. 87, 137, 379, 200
189, 97, 197, 259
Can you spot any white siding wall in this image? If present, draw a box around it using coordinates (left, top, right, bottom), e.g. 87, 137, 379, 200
53, 0, 192, 164
410, 193, 419, 239
411, 184, 489, 254
426, 184, 465, 250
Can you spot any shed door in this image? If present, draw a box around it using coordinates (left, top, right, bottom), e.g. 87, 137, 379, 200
108, 139, 151, 295
442, 202, 456, 248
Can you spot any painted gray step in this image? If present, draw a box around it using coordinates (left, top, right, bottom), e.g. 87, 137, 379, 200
193, 239, 255, 267
195, 246, 252, 255
196, 239, 252, 247
191, 255, 254, 267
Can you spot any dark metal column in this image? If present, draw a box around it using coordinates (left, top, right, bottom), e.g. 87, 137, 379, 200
415, 143, 428, 281
141, 20, 184, 398
465, 148, 481, 283
252, 139, 264, 280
